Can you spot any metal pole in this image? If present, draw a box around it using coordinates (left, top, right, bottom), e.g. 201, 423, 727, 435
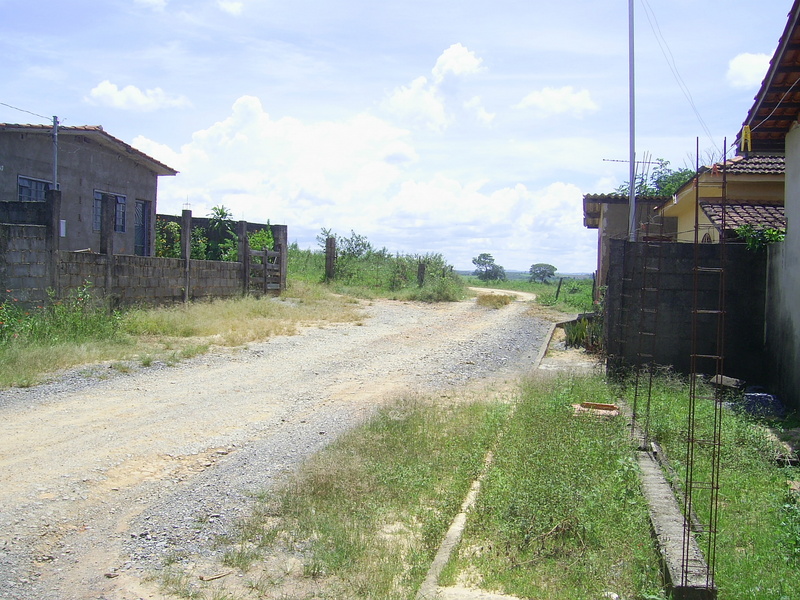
627, 0, 636, 242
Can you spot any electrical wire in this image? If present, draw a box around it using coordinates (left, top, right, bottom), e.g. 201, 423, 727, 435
0, 101, 51, 123
638, 0, 716, 150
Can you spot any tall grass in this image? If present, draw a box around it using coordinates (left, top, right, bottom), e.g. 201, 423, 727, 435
288, 243, 467, 302
0, 281, 363, 388
0, 284, 132, 387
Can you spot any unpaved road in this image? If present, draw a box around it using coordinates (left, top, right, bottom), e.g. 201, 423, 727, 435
0, 294, 556, 600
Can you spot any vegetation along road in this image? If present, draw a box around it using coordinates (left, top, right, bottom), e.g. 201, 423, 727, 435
0, 291, 557, 599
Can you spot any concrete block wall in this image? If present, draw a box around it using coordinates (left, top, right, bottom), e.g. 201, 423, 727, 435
0, 223, 50, 304
605, 240, 768, 384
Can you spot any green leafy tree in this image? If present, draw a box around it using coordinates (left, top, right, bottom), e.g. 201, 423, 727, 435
472, 253, 506, 282
206, 205, 236, 260
155, 219, 181, 258
616, 158, 694, 197
248, 226, 274, 252
529, 263, 557, 283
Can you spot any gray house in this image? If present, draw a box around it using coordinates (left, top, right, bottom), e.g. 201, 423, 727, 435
0, 123, 177, 256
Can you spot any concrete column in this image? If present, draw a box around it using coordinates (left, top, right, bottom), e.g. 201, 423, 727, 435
181, 209, 192, 302
45, 189, 62, 298
238, 220, 250, 295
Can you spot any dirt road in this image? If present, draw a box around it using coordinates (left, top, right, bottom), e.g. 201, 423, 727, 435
0, 294, 556, 600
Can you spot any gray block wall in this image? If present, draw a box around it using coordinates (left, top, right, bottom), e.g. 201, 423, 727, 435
605, 239, 768, 385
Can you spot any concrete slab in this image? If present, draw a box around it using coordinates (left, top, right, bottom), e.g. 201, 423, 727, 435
637, 451, 716, 600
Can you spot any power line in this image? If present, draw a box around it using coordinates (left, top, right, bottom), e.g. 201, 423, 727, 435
0, 101, 51, 122
638, 0, 716, 149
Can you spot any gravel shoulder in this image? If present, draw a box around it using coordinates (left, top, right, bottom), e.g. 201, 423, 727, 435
0, 294, 557, 600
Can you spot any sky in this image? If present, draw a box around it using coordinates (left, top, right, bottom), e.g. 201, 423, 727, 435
0, 0, 794, 273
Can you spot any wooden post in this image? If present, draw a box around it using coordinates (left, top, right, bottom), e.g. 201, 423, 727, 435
181, 209, 192, 303
272, 224, 288, 290
45, 189, 61, 299
238, 220, 250, 295
325, 236, 336, 282
263, 248, 269, 293
417, 261, 426, 287
555, 277, 564, 301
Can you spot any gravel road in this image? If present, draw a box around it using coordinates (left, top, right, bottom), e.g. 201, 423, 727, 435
0, 293, 555, 600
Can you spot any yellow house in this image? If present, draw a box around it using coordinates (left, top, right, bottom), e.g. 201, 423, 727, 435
661, 154, 784, 243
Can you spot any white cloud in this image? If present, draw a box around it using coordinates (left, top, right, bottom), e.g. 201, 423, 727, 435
515, 86, 599, 118
383, 44, 487, 131
134, 0, 167, 10
432, 43, 485, 83
382, 76, 451, 131
218, 1, 243, 15
464, 96, 495, 125
727, 53, 770, 89
86, 80, 191, 111
135, 95, 597, 272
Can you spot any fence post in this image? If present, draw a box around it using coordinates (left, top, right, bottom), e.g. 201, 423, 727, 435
325, 236, 336, 282
555, 277, 564, 301
45, 189, 62, 298
417, 261, 426, 287
272, 224, 288, 291
181, 209, 192, 302
238, 220, 250, 295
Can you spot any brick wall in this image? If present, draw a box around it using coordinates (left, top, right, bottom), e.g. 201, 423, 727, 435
0, 223, 51, 304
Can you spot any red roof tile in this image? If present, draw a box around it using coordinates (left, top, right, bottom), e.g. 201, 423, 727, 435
700, 201, 786, 231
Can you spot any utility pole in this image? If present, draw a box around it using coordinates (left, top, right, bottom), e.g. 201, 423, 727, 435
627, 0, 636, 242
52, 116, 59, 190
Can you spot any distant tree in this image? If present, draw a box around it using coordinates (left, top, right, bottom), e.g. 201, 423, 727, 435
472, 253, 506, 282
529, 263, 557, 283
615, 158, 695, 197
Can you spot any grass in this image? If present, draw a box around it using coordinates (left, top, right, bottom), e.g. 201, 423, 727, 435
465, 276, 596, 314
183, 372, 799, 600
475, 293, 515, 309
288, 243, 468, 302
205, 394, 509, 599
444, 374, 664, 600
0, 280, 363, 389
622, 373, 800, 599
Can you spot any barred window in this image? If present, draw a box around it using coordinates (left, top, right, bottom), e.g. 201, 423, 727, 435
93, 190, 127, 233
18, 176, 51, 202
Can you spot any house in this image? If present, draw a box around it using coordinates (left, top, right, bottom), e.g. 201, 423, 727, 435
0, 123, 177, 256
582, 193, 672, 288
737, 0, 800, 411
660, 154, 785, 243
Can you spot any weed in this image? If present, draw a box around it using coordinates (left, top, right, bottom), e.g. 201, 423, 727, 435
476, 293, 514, 309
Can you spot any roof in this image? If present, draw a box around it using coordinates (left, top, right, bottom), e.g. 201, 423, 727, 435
583, 193, 670, 229
739, 0, 800, 153
699, 154, 785, 176
0, 123, 177, 176
700, 201, 786, 232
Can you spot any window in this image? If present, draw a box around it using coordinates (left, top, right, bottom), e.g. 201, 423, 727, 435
93, 198, 102, 232
18, 176, 51, 202
93, 190, 127, 233
115, 196, 126, 233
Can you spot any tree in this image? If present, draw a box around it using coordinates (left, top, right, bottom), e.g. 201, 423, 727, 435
615, 158, 695, 197
207, 205, 236, 261
472, 253, 506, 282
529, 263, 556, 283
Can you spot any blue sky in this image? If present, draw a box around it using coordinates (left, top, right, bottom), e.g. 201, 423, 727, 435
1, 0, 793, 272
